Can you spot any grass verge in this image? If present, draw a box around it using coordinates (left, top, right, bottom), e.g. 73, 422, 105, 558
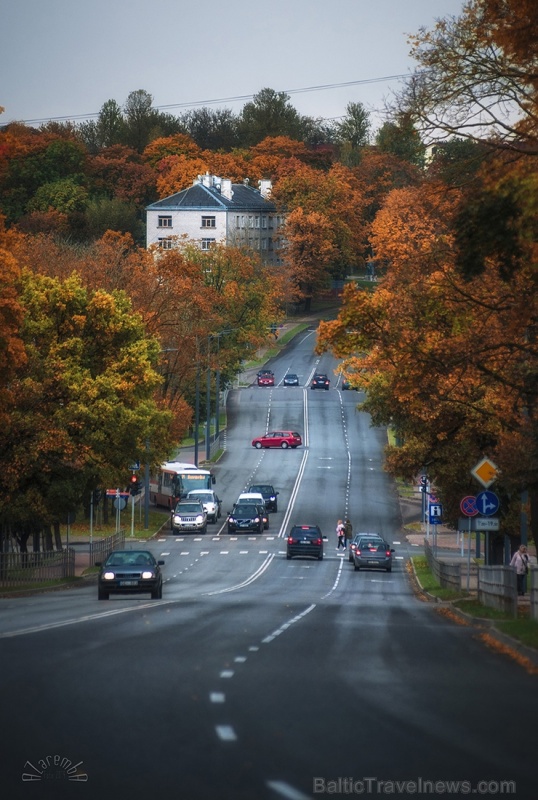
411, 556, 468, 601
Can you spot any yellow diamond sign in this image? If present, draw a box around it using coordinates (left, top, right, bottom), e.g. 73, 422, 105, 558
471, 457, 499, 488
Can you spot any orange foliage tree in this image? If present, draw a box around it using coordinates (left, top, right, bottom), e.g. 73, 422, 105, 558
317, 172, 538, 541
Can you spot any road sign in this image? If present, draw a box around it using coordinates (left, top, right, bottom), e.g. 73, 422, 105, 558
106, 489, 130, 497
475, 517, 499, 531
471, 457, 499, 488
475, 490, 500, 516
429, 503, 443, 525
460, 496, 479, 517
458, 517, 500, 532
129, 461, 140, 471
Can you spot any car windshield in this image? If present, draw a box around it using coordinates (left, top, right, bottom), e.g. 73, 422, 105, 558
188, 493, 212, 502
107, 552, 153, 566
175, 503, 202, 513
250, 485, 272, 494
234, 505, 258, 516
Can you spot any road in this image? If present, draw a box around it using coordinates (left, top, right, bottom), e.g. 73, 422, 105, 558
0, 327, 536, 799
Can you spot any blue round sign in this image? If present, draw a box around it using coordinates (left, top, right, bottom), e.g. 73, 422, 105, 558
475, 490, 499, 516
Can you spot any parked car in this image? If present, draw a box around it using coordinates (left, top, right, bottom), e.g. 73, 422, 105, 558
287, 525, 327, 560
236, 492, 269, 528
283, 373, 299, 386
186, 489, 221, 523
227, 503, 264, 534
310, 373, 330, 390
171, 500, 207, 534
248, 483, 279, 512
257, 370, 274, 387
353, 540, 395, 572
348, 532, 385, 563
96, 550, 164, 600
251, 431, 302, 449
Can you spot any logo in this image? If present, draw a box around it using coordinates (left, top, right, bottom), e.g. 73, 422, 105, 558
22, 755, 88, 782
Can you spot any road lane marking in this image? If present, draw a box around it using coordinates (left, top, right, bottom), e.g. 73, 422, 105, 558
210, 693, 225, 703
215, 725, 237, 742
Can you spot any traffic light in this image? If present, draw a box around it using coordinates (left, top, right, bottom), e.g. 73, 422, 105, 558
92, 488, 102, 505
129, 474, 141, 495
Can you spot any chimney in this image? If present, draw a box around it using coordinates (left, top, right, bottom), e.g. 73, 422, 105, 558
202, 172, 212, 188
221, 179, 233, 200
259, 179, 272, 199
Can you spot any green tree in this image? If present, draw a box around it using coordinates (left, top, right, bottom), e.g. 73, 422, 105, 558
28, 177, 89, 214
239, 88, 304, 146
334, 101, 371, 148
375, 115, 425, 167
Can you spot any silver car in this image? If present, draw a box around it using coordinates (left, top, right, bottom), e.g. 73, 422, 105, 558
353, 539, 394, 572
171, 501, 207, 534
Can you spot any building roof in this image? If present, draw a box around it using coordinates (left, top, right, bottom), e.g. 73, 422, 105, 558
146, 181, 276, 213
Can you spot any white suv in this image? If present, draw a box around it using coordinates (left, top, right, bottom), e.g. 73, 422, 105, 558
186, 490, 221, 523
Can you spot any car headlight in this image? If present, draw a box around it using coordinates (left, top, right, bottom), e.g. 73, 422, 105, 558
270, 496, 275, 501
195, 514, 204, 523
254, 517, 260, 523
173, 516, 180, 524
103, 571, 115, 580
141, 571, 154, 580
229, 517, 236, 523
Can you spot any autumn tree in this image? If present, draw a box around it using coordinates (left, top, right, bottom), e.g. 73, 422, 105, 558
317, 175, 538, 547
396, 0, 538, 154
0, 270, 173, 536
273, 161, 367, 294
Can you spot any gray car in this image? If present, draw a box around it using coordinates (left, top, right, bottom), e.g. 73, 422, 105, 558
348, 532, 385, 563
353, 539, 394, 572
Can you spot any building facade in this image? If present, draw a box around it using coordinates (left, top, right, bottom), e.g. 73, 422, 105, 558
146, 174, 284, 265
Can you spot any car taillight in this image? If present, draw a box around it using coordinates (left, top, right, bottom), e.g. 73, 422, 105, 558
386, 550, 391, 556
356, 549, 362, 555
287, 537, 294, 544
315, 538, 322, 545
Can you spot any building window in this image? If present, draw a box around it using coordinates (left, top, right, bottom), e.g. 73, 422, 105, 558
201, 216, 216, 228
158, 215, 172, 228
261, 217, 267, 229
158, 237, 174, 250
261, 238, 267, 250
201, 238, 216, 251
254, 216, 260, 228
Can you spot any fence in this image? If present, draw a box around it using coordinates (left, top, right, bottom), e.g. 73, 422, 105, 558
478, 566, 518, 617
0, 549, 75, 588
89, 530, 125, 568
423, 538, 537, 619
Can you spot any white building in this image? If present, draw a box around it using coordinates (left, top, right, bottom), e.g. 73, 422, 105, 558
146, 173, 284, 265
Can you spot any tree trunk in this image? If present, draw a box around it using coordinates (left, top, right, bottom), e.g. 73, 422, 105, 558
53, 521, 62, 551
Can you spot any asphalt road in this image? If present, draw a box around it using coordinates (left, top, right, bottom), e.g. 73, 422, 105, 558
0, 327, 536, 799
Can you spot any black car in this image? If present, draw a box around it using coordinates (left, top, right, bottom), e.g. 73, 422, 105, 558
310, 373, 330, 390
227, 503, 264, 534
283, 373, 299, 386
286, 525, 326, 560
248, 483, 279, 512
353, 539, 394, 572
96, 550, 164, 600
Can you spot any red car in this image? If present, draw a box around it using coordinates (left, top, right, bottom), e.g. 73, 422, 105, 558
257, 371, 275, 386
251, 431, 302, 449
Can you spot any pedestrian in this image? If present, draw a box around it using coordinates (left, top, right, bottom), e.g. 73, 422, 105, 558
510, 544, 530, 596
336, 519, 346, 550
344, 518, 353, 549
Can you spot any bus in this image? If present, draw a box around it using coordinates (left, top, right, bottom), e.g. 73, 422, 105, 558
149, 461, 215, 508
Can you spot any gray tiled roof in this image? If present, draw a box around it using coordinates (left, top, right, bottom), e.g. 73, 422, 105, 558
147, 182, 276, 212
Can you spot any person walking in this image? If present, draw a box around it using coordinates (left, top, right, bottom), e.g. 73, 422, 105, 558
336, 519, 346, 551
510, 544, 530, 596
344, 518, 353, 549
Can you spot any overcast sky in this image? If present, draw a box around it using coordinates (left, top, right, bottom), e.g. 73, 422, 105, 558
1, 0, 465, 132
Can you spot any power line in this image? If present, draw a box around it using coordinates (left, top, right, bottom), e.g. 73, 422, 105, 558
7, 73, 410, 126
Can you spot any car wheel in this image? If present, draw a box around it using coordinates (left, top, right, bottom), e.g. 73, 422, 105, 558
151, 584, 162, 599
255, 442, 262, 449
281, 441, 289, 449
264, 521, 269, 530
98, 588, 109, 600
286, 553, 291, 560
273, 505, 278, 513
354, 563, 360, 571
227, 526, 233, 534
201, 525, 207, 535
386, 566, 392, 572
318, 553, 323, 560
